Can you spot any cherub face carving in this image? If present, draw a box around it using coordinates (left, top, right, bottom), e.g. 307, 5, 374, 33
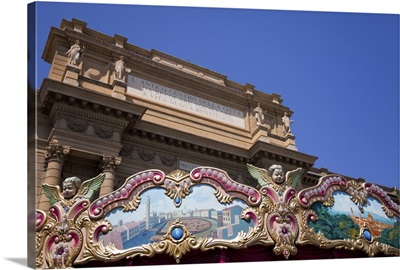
271, 169, 284, 184
62, 182, 78, 199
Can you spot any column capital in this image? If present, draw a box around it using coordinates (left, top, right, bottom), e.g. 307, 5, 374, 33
99, 155, 122, 172
44, 138, 71, 167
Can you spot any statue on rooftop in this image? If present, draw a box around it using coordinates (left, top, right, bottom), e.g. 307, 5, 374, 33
282, 112, 294, 136
254, 103, 266, 126
66, 39, 83, 66
114, 55, 131, 80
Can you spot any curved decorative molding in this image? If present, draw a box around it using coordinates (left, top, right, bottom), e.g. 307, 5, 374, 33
36, 166, 400, 268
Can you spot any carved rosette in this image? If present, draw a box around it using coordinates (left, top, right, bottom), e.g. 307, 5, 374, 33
137, 148, 155, 162
160, 154, 176, 167
94, 125, 113, 139
67, 118, 88, 133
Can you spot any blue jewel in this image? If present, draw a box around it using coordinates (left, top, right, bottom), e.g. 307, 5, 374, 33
363, 230, 372, 241
175, 197, 181, 204
171, 227, 184, 240
65, 206, 69, 212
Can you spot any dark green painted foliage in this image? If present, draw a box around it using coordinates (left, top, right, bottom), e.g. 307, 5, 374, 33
378, 220, 400, 249
309, 202, 359, 240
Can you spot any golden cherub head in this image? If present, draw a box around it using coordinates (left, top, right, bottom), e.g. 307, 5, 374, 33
62, 176, 82, 199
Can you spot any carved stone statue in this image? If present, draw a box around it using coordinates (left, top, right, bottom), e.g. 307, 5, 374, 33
66, 39, 83, 66
282, 112, 294, 135
114, 56, 131, 80
254, 103, 265, 126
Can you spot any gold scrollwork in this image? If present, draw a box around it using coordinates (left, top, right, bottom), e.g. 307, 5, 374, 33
36, 167, 400, 268
148, 220, 200, 263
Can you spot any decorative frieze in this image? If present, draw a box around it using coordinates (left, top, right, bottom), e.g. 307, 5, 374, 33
160, 154, 177, 167
53, 111, 123, 142
119, 144, 134, 158
137, 148, 155, 162
67, 118, 88, 133
95, 125, 114, 139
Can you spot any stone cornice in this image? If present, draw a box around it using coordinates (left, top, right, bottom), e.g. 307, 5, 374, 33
42, 19, 291, 111
120, 128, 318, 181
38, 78, 146, 122
51, 105, 128, 129
151, 49, 227, 85
248, 140, 318, 168
121, 130, 250, 165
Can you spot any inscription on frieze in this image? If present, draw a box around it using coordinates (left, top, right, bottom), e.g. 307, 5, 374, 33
127, 75, 245, 128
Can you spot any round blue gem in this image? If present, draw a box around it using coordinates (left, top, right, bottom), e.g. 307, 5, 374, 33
171, 227, 183, 240
65, 206, 69, 212
363, 230, 372, 241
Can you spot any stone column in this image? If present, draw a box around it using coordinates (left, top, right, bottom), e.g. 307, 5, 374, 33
98, 155, 122, 197
37, 138, 71, 210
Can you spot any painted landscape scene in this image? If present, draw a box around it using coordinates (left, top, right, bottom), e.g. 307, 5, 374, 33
309, 191, 399, 248
99, 185, 253, 249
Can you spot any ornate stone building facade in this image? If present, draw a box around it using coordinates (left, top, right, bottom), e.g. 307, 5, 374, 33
35, 18, 398, 211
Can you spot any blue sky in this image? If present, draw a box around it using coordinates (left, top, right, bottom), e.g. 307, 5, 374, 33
29, 1, 399, 189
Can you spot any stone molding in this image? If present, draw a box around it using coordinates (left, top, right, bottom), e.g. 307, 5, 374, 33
50, 102, 133, 129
